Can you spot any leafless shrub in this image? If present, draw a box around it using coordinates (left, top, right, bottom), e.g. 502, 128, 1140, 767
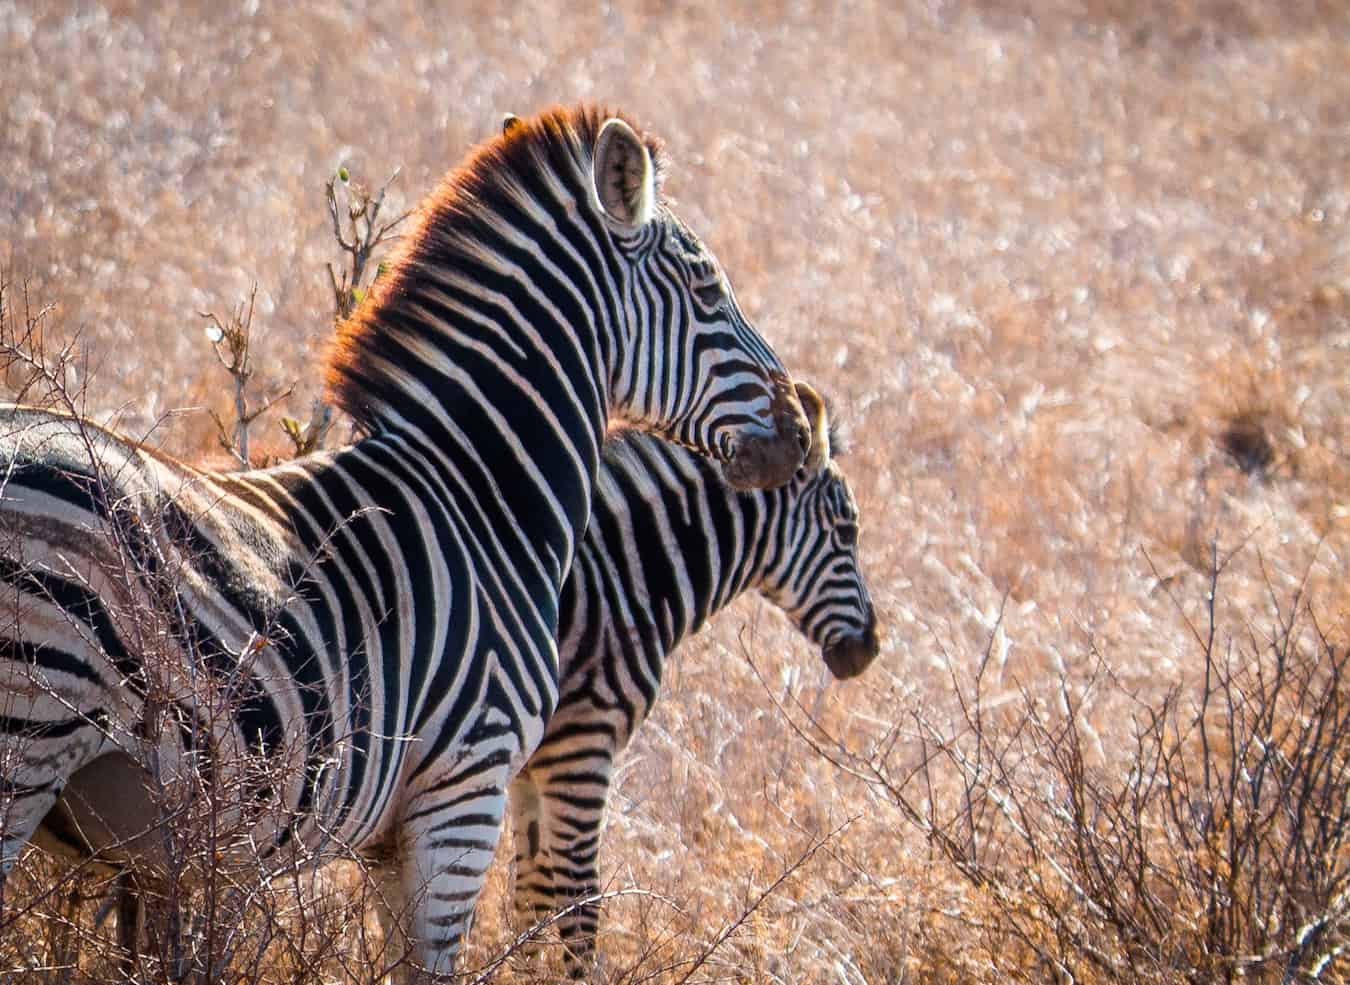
288, 166, 412, 458
0, 279, 94, 421
200, 286, 295, 468
324, 167, 409, 325
0, 163, 417, 982
786, 542, 1350, 984
0, 277, 412, 984
459, 824, 848, 985
196, 166, 409, 467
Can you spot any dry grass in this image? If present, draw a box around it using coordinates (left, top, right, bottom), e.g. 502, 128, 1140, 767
2, 0, 1349, 981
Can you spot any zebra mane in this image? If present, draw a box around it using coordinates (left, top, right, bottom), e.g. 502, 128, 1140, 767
324, 104, 667, 433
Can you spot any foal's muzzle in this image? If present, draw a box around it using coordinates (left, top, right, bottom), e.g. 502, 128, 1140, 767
822, 612, 881, 680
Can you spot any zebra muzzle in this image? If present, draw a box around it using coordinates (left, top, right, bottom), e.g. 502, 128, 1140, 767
720, 373, 811, 490
822, 616, 881, 680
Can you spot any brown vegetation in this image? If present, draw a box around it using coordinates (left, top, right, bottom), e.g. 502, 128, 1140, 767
1, 1, 1348, 981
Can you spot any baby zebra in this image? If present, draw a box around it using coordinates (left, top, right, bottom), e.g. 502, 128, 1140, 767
509, 383, 880, 972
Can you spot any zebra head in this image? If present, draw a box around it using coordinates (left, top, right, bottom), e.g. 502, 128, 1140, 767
332, 106, 810, 495
759, 384, 880, 680
577, 110, 813, 490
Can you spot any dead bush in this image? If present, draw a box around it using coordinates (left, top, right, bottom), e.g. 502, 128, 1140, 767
795, 543, 1350, 984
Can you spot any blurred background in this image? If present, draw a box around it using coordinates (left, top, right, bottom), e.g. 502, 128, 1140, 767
2, 2, 1348, 981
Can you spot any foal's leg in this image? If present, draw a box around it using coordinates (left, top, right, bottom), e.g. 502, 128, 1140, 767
508, 770, 555, 943
529, 753, 615, 977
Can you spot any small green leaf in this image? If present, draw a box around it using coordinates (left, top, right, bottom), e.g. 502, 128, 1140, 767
337, 166, 350, 183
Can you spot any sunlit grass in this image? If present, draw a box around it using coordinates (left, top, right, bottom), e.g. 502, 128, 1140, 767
1, 1, 1348, 981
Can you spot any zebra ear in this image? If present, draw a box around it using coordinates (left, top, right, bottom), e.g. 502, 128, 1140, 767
593, 117, 655, 228
502, 113, 522, 136
795, 381, 831, 472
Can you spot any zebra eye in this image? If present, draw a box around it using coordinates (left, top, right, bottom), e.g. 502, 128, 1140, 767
693, 281, 724, 309
837, 524, 858, 547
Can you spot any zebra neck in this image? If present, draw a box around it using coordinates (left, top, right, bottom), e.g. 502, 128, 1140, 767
702, 478, 786, 631
577, 445, 786, 658
328, 175, 628, 595
353, 303, 611, 595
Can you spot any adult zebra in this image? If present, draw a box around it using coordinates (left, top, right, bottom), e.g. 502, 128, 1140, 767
0, 104, 811, 975
509, 383, 880, 973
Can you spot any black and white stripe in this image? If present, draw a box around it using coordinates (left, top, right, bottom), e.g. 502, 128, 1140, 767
508, 405, 879, 971
0, 104, 811, 974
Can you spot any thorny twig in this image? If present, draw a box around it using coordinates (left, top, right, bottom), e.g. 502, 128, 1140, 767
324, 167, 409, 324
201, 285, 293, 467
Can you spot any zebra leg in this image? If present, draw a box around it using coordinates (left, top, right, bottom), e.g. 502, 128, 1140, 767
0, 714, 110, 888
531, 755, 615, 977
371, 864, 419, 985
113, 871, 142, 978
508, 770, 555, 948
396, 733, 519, 976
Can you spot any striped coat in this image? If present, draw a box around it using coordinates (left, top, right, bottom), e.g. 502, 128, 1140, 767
0, 104, 811, 975
510, 390, 879, 970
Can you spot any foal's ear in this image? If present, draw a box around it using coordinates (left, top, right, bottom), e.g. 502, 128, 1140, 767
592, 117, 655, 228
502, 113, 522, 136
795, 381, 831, 472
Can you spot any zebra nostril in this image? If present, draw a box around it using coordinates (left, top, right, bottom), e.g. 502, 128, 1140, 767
719, 433, 736, 461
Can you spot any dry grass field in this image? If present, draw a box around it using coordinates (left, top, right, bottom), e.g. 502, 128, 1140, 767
2, 1, 1349, 982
